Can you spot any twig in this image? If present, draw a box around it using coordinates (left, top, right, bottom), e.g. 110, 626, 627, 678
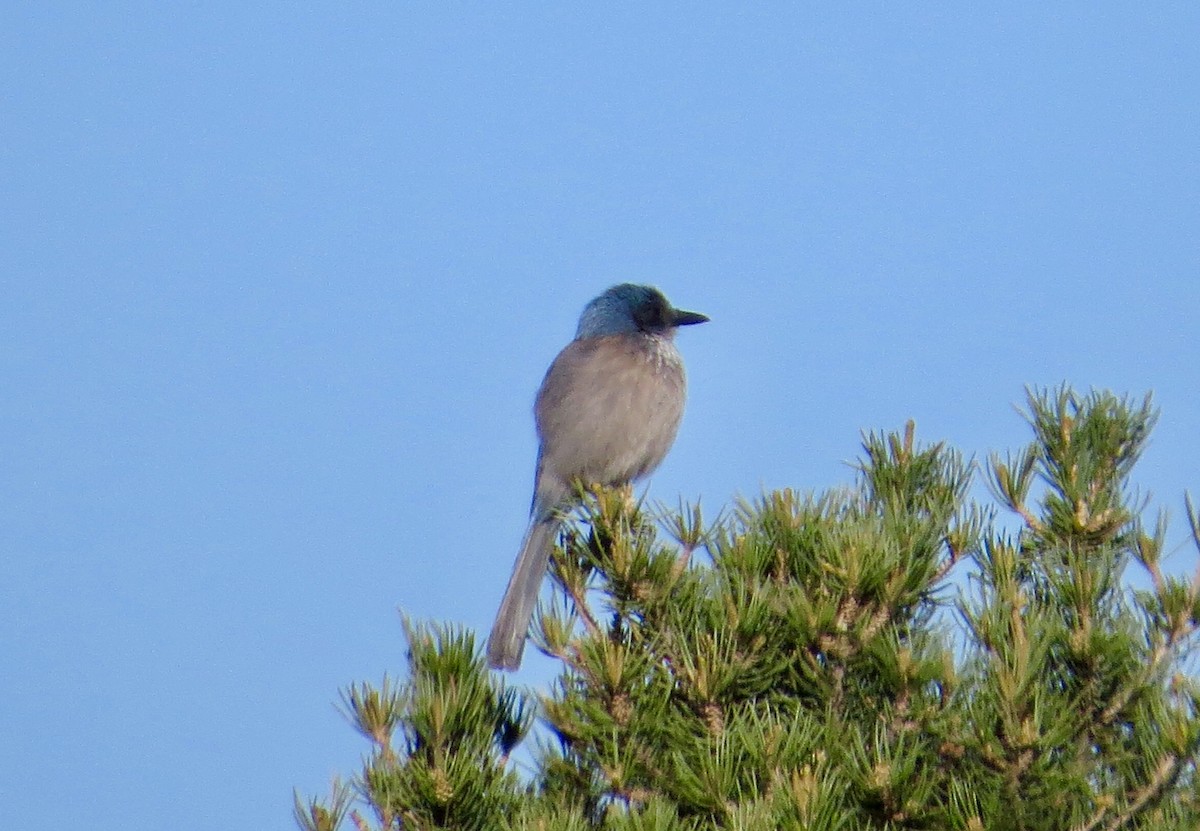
562, 572, 603, 641
1072, 753, 1182, 831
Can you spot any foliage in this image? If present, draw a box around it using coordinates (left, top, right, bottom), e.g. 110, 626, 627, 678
296, 387, 1200, 831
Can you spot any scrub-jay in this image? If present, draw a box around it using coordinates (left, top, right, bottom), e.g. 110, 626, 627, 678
486, 283, 707, 670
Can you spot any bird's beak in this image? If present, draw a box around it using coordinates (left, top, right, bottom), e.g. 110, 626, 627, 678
670, 308, 710, 327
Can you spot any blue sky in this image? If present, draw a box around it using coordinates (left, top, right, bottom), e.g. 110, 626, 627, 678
3, 4, 1198, 828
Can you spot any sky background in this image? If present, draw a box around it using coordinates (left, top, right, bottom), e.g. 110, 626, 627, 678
3, 4, 1199, 829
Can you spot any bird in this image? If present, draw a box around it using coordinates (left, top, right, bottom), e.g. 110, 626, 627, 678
486, 283, 708, 671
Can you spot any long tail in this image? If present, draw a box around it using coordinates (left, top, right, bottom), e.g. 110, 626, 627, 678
486, 514, 560, 670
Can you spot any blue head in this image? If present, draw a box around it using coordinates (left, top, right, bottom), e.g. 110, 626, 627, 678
575, 284, 709, 340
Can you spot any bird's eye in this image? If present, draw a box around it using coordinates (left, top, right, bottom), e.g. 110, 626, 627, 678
636, 300, 668, 331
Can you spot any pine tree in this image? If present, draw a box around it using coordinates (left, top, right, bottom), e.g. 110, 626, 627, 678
296, 387, 1200, 831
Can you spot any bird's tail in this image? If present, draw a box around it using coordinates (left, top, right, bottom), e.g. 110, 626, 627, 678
486, 515, 560, 670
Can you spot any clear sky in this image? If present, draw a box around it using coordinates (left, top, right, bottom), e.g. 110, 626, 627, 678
3, 4, 1198, 828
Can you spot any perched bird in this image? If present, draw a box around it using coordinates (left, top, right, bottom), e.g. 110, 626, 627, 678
486, 284, 708, 671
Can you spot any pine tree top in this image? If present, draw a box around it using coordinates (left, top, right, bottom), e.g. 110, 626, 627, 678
298, 386, 1200, 831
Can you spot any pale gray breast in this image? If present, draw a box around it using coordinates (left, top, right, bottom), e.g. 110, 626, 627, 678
535, 333, 687, 488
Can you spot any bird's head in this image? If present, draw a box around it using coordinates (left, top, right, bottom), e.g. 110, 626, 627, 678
576, 284, 709, 339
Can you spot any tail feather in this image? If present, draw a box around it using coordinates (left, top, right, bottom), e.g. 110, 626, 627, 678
486, 516, 560, 670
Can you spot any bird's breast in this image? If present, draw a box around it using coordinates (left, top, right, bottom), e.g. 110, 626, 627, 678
535, 334, 688, 487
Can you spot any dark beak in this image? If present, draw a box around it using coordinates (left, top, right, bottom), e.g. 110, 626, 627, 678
670, 308, 710, 327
